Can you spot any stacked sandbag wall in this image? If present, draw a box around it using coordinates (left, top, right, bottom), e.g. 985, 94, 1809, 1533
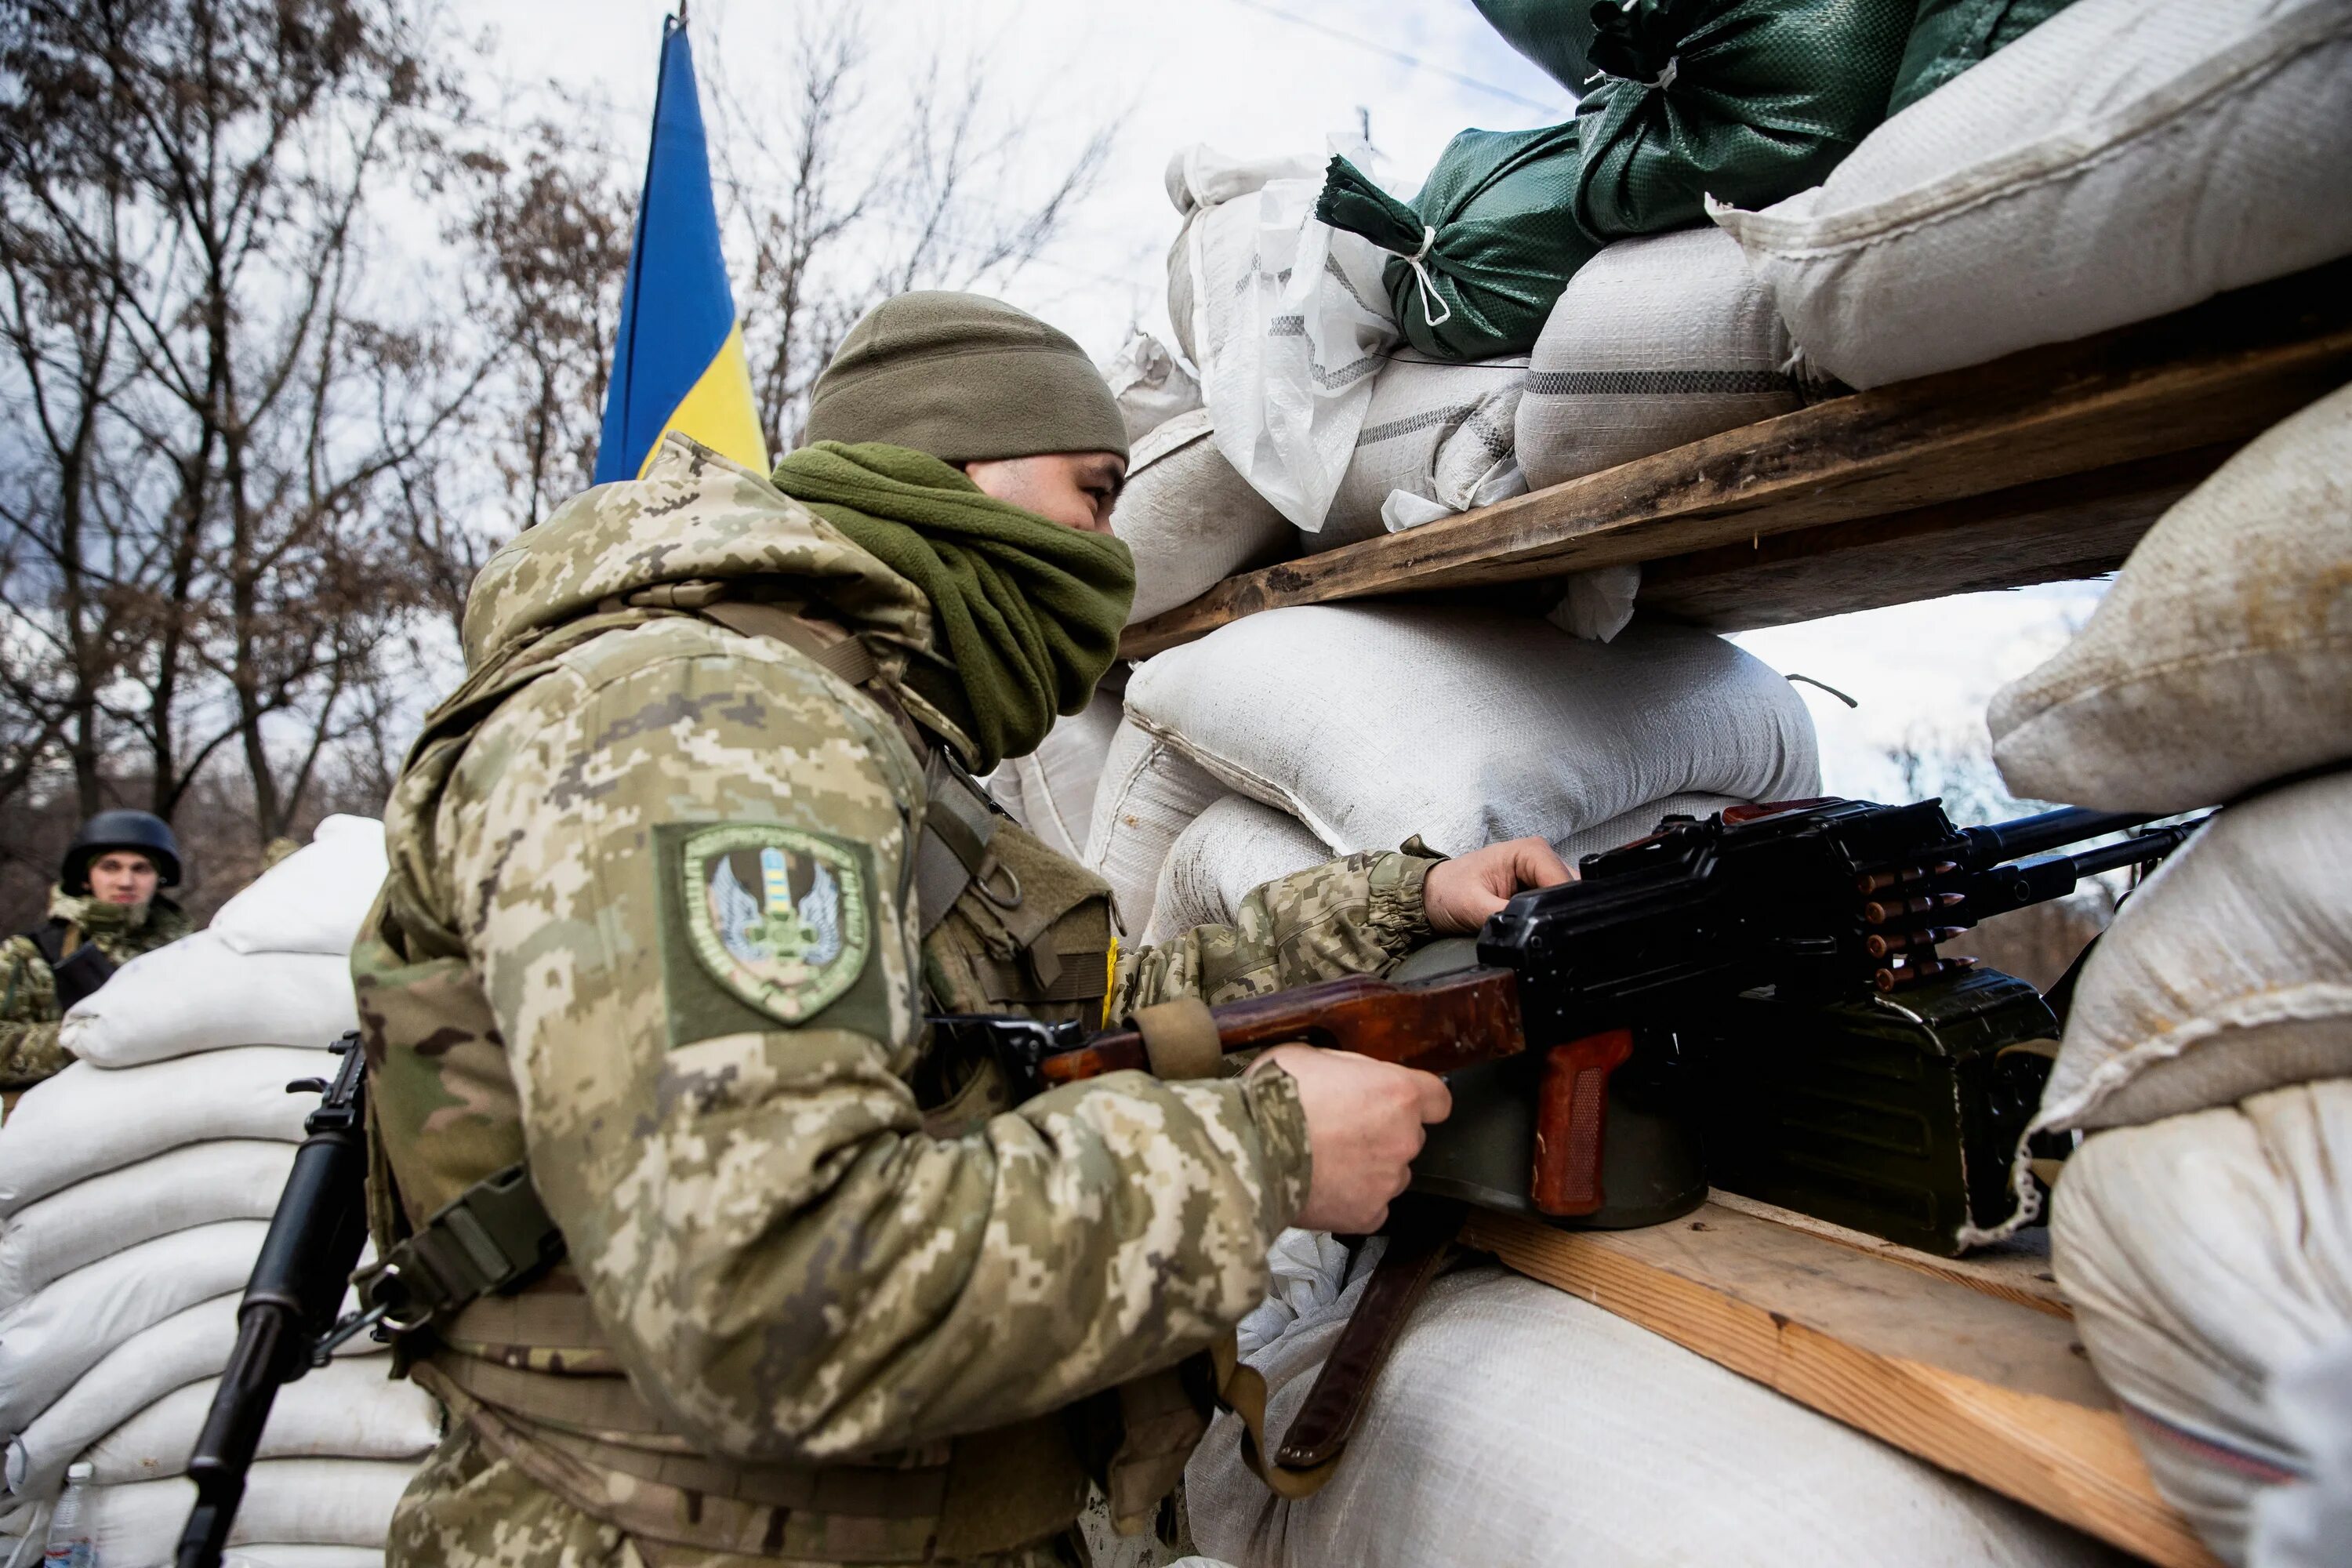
0, 818, 438, 1565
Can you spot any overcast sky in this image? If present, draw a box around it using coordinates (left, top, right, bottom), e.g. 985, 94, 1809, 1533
477, 0, 2109, 808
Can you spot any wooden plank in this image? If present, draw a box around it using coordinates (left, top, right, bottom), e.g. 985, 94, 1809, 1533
1122, 260, 2352, 658
1702, 1190, 2071, 1319
1462, 1202, 2221, 1568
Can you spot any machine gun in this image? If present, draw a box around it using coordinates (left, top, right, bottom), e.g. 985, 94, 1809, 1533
176, 1035, 376, 1568
996, 797, 2205, 1257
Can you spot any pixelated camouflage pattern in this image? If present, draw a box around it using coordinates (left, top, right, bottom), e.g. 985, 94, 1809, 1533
365, 435, 1432, 1566
0, 887, 193, 1088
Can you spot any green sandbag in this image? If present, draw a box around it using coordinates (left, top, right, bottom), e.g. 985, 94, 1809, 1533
1886, 0, 2076, 118
1573, 0, 1915, 238
1472, 0, 1599, 93
1316, 125, 1603, 361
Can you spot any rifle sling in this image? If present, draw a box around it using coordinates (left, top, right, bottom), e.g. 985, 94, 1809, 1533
28, 920, 116, 1012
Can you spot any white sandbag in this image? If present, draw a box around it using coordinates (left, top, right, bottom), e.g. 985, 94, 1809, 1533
42, 1459, 414, 1565
0, 1221, 268, 1439
1123, 608, 1819, 859
0, 1047, 318, 1218
83, 1357, 441, 1485
1102, 331, 1202, 445
985, 685, 1127, 863
0, 1140, 292, 1311
1313, 353, 1526, 551
60, 927, 357, 1068
209, 815, 388, 956
1715, 0, 2352, 390
220, 1551, 385, 1568
1083, 717, 1226, 939
2032, 774, 2352, 1135
1516, 227, 1805, 491
1188, 1262, 2117, 1568
1145, 797, 1334, 946
1990, 384, 2352, 813
1169, 143, 1400, 532
1113, 410, 1293, 625
8, 1290, 379, 1499
2053, 1081, 2352, 1564
2249, 1335, 2352, 1568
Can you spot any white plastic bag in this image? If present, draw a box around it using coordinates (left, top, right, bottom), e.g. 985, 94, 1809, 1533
0, 1140, 293, 1311
60, 928, 357, 1067
1102, 332, 1203, 445
1316, 353, 1526, 549
1112, 410, 1293, 625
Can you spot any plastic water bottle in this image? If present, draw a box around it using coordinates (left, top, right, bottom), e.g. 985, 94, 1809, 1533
41, 1462, 96, 1567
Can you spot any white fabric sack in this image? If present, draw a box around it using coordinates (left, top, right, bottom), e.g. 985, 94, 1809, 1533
0, 1221, 268, 1439
1715, 0, 2352, 390
2032, 774, 2352, 1135
1170, 143, 1401, 532
1990, 383, 2352, 814
0, 1140, 293, 1311
1517, 227, 1805, 490
1313, 353, 1526, 551
1102, 332, 1203, 445
61, 927, 358, 1068
1145, 797, 1334, 946
1163, 147, 1324, 366
220, 1551, 384, 1568
1123, 608, 1819, 859
2249, 1335, 2352, 1568
41, 1459, 414, 1565
0, 1047, 318, 1218
83, 1357, 441, 1485
209, 815, 387, 956
1188, 1263, 2117, 1568
1112, 410, 1293, 625
1236, 1229, 1356, 1363
2053, 1081, 2352, 1565
985, 685, 1127, 863
8, 1290, 379, 1498
1083, 717, 1227, 940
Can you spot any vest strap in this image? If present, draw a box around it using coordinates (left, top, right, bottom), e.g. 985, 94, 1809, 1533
357, 1163, 563, 1331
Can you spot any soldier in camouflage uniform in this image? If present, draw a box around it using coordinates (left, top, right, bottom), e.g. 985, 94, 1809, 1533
2, 811, 194, 1089
358, 293, 1570, 1566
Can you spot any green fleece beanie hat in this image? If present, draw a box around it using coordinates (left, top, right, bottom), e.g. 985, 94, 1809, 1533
803, 291, 1128, 464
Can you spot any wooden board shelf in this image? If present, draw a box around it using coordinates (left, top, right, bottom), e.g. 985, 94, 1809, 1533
1463, 1200, 2222, 1568
1121, 260, 2352, 657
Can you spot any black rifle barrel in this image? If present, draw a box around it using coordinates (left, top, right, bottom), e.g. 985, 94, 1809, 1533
1962, 806, 2160, 865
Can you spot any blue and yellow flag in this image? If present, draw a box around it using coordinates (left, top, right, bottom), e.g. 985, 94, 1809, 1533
594, 15, 768, 482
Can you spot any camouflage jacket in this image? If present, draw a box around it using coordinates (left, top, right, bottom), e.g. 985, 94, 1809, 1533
0, 887, 193, 1089
368, 438, 1439, 1567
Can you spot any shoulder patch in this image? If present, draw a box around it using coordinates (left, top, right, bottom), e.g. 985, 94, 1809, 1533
677, 824, 873, 1023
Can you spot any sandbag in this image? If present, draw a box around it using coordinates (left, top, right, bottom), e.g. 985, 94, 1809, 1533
1990, 385, 2352, 815
1188, 1261, 2120, 1567
7, 1291, 379, 1498
208, 815, 387, 956
2031, 775, 2352, 1136
1516, 226, 1804, 491
1112, 410, 1293, 622
1572, 0, 1912, 238
1319, 126, 1602, 361
1315, 354, 1526, 550
1716, 0, 2352, 389
985, 684, 1127, 863
31, 1459, 414, 1564
0, 1221, 268, 1439
2053, 1081, 2352, 1565
0, 1140, 293, 1310
0, 1047, 318, 1218
60, 927, 357, 1068
2249, 1336, 2352, 1568
1886, 0, 2077, 117
1102, 331, 1202, 445
1083, 717, 1227, 940
1122, 608, 1819, 858
1167, 143, 1399, 531
82, 1357, 441, 1485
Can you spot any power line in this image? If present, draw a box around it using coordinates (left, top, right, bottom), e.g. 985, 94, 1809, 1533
1219, 0, 1566, 115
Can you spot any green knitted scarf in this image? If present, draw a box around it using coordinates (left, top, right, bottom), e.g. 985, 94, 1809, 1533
770, 441, 1134, 772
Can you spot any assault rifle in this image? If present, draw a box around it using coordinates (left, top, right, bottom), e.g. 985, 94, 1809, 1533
176, 1034, 376, 1568
983, 797, 2205, 1255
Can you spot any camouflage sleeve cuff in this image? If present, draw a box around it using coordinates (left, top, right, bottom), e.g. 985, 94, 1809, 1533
1363, 848, 1442, 960
1240, 1063, 1312, 1230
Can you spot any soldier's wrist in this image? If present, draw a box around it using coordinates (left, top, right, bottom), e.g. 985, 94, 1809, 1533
1240, 1060, 1313, 1231
1366, 843, 1443, 956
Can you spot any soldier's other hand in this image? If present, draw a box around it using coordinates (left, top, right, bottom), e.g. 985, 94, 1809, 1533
1255, 1044, 1450, 1234
1422, 836, 1576, 935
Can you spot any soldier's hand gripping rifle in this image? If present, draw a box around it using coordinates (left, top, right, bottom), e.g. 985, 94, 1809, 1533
176, 1034, 376, 1568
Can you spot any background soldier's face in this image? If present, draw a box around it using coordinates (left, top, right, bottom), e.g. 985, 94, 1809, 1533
89, 851, 159, 906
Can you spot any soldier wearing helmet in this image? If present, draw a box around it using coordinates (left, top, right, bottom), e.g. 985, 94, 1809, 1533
0, 810, 194, 1089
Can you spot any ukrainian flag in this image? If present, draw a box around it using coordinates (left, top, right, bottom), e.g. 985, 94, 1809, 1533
594, 13, 768, 482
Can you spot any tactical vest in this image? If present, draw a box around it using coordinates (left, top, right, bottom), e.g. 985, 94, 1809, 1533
24, 920, 116, 1011
352, 590, 1203, 1563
